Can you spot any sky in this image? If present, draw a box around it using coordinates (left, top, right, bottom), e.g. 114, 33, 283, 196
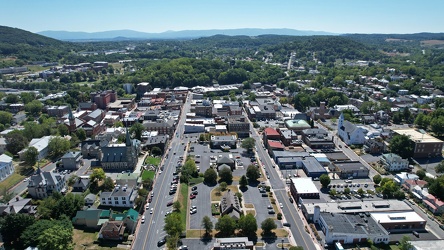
1, 0, 443, 34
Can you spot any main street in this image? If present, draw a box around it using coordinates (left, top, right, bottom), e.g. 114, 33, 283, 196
132, 93, 191, 250
250, 126, 319, 250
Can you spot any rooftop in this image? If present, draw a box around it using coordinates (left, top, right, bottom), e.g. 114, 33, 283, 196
392, 128, 443, 143
371, 211, 426, 224
285, 119, 311, 129
304, 200, 412, 215
291, 177, 319, 194
321, 212, 387, 236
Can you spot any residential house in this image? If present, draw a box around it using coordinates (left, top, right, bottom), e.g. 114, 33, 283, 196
301, 128, 334, 149
424, 194, 444, 214
0, 138, 6, 154
363, 137, 385, 154
220, 190, 243, 220
115, 172, 141, 188
12, 113, 27, 124
98, 221, 126, 241
72, 177, 90, 192
394, 172, 419, 185
61, 151, 83, 170
0, 154, 14, 182
84, 193, 96, 206
381, 153, 409, 172
210, 135, 237, 149
19, 136, 53, 161
72, 209, 105, 229
0, 196, 37, 216
99, 184, 138, 208
337, 113, 367, 145
27, 168, 66, 199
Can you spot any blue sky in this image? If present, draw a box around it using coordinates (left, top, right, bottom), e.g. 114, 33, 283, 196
1, 0, 443, 34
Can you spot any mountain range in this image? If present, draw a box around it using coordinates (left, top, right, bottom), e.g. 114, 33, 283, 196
37, 28, 337, 41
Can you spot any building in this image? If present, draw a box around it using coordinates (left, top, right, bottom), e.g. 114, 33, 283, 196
0, 138, 6, 154
381, 153, 409, 172
18, 136, 52, 161
284, 119, 311, 134
213, 237, 254, 250
278, 129, 298, 146
210, 135, 237, 149
13, 113, 26, 124
289, 177, 319, 201
301, 128, 335, 149
263, 127, 281, 141
195, 104, 213, 118
27, 168, 66, 199
394, 172, 419, 185
371, 211, 426, 232
332, 161, 369, 179
142, 120, 176, 136
337, 113, 367, 145
226, 116, 250, 138
363, 137, 385, 154
99, 129, 141, 171
220, 190, 243, 220
216, 156, 235, 171
98, 221, 126, 241
72, 177, 90, 192
318, 212, 389, 245
61, 151, 83, 170
392, 128, 443, 158
46, 105, 69, 118
81, 140, 106, 159
136, 82, 150, 99
409, 240, 444, 250
0, 196, 36, 216
0, 154, 14, 182
90, 90, 117, 110
423, 194, 444, 214
100, 184, 138, 208
72, 208, 138, 231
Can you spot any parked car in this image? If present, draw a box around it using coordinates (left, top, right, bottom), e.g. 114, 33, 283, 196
268, 209, 275, 214
157, 238, 166, 247
167, 201, 173, 206
190, 194, 196, 199
141, 215, 145, 223
283, 222, 291, 227
191, 186, 197, 191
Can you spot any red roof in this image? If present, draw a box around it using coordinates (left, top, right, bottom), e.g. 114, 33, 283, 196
264, 127, 280, 137
268, 140, 285, 149
404, 179, 428, 188
424, 200, 437, 210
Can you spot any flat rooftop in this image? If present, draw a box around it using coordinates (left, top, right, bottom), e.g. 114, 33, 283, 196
304, 200, 412, 215
371, 211, 426, 224
410, 240, 444, 250
321, 212, 387, 236
291, 177, 319, 194
392, 128, 443, 143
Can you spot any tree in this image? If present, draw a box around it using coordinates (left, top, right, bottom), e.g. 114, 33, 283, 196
5, 94, 19, 104
90, 168, 106, 182
379, 178, 400, 198
218, 167, 233, 183
0, 111, 13, 125
329, 189, 337, 197
399, 235, 412, 250
261, 218, 277, 235
21, 216, 72, 248
204, 168, 217, 185
373, 174, 382, 185
239, 175, 248, 189
435, 161, 444, 173
151, 146, 162, 156
173, 201, 181, 212
219, 182, 228, 191
181, 159, 198, 183
25, 100, 44, 116
357, 188, 365, 196
416, 169, 426, 179
431, 117, 444, 136
241, 137, 255, 152
0, 213, 35, 248
238, 213, 257, 237
5, 130, 29, 155
130, 122, 144, 140
166, 233, 179, 250
319, 174, 331, 188
24, 146, 38, 165
114, 121, 124, 127
164, 212, 184, 237
38, 225, 74, 250
215, 215, 237, 237
201, 215, 214, 236
67, 175, 78, 186
246, 165, 260, 182
389, 135, 414, 159
344, 187, 351, 194
57, 124, 69, 136
0, 188, 14, 204
48, 136, 71, 157
75, 128, 86, 141
102, 177, 115, 191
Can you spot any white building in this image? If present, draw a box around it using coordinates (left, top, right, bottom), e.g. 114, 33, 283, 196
381, 153, 409, 171
100, 184, 138, 208
337, 113, 367, 145
0, 154, 14, 182
18, 136, 52, 161
394, 172, 419, 185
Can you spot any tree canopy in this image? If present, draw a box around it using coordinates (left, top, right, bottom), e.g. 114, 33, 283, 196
246, 165, 260, 182
241, 138, 255, 151
215, 215, 237, 237
389, 135, 414, 159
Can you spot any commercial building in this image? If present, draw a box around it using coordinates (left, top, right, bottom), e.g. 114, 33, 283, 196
213, 237, 254, 250
220, 190, 243, 220
392, 128, 443, 158
284, 119, 311, 134
371, 211, 426, 232
210, 135, 237, 149
61, 151, 83, 170
301, 128, 335, 149
289, 177, 319, 201
331, 161, 369, 179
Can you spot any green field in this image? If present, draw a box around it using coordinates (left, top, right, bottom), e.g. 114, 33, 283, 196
141, 170, 155, 181
0, 173, 25, 192
179, 183, 189, 227
144, 156, 161, 166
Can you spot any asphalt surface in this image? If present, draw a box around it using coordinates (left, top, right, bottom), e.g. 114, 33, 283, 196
132, 93, 191, 250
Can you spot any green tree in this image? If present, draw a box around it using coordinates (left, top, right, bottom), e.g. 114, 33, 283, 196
76, 128, 86, 141
130, 122, 144, 140
219, 182, 228, 191
166, 233, 180, 250
5, 130, 29, 155
329, 189, 337, 197
204, 168, 217, 185
373, 174, 382, 185
435, 161, 444, 173
90, 168, 106, 182
38, 225, 74, 250
215, 215, 237, 237
114, 121, 124, 127
239, 175, 248, 189
218, 167, 233, 183
246, 165, 260, 182
379, 178, 400, 198
319, 174, 331, 188
0, 111, 13, 125
431, 117, 444, 136
48, 136, 70, 157
389, 135, 414, 159
241, 138, 255, 152
5, 94, 19, 104
261, 218, 277, 235
399, 235, 412, 250
173, 201, 181, 212
357, 188, 365, 196
151, 146, 162, 156
102, 177, 115, 191
181, 159, 198, 183
201, 215, 214, 236
0, 213, 35, 248
0, 188, 14, 204
23, 146, 38, 165
416, 169, 426, 179
164, 212, 184, 237
238, 213, 257, 237
25, 100, 44, 116
67, 175, 78, 186
57, 124, 69, 136
344, 187, 351, 194
21, 216, 72, 248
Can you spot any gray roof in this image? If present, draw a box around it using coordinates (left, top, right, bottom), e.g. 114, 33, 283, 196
62, 151, 82, 159
217, 156, 234, 164
340, 120, 357, 134
0, 138, 6, 145
87, 109, 103, 119
0, 153, 12, 163
320, 212, 387, 236
28, 169, 64, 188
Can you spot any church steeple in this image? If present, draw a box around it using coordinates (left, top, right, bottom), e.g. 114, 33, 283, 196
338, 112, 344, 129
68, 105, 74, 121
126, 127, 131, 146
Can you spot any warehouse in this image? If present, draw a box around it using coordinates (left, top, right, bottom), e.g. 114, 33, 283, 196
332, 161, 369, 179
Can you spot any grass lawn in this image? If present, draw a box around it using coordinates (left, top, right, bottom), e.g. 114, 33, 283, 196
0, 173, 25, 191
246, 210, 256, 216
73, 228, 127, 250
211, 185, 240, 202
178, 183, 189, 227
211, 203, 220, 216
189, 177, 204, 185
144, 156, 161, 166
141, 170, 155, 181
244, 203, 254, 209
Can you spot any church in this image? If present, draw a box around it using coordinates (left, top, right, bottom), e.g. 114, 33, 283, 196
337, 113, 367, 145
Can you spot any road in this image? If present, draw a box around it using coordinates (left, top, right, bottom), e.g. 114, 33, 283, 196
250, 126, 318, 250
132, 93, 191, 250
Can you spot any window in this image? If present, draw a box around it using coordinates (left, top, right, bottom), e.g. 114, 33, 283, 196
114, 197, 118, 200
115, 201, 119, 205
122, 197, 126, 200
123, 201, 126, 205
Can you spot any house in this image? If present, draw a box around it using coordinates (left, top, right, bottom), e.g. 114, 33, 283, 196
84, 193, 96, 206
0, 196, 37, 215
72, 177, 90, 192
19, 136, 52, 160
423, 194, 444, 214
27, 168, 66, 199
0, 138, 6, 154
0, 154, 14, 182
216, 156, 235, 171
81, 139, 106, 159
12, 113, 27, 124
72, 208, 138, 231
363, 137, 385, 154
115, 172, 141, 188
337, 113, 367, 145
220, 190, 242, 220
98, 221, 126, 241
381, 153, 409, 172
394, 172, 419, 185
99, 184, 138, 208
61, 151, 83, 170
210, 135, 237, 149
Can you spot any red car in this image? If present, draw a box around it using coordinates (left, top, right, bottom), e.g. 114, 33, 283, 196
189, 194, 196, 199
167, 201, 173, 206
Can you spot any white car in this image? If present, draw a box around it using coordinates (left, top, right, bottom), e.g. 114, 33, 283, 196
190, 206, 197, 210
141, 215, 145, 223
190, 209, 197, 214
150, 208, 153, 214
280, 203, 283, 208
145, 203, 150, 210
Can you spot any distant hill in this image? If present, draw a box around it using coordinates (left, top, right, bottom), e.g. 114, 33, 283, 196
0, 25, 63, 46
37, 28, 336, 41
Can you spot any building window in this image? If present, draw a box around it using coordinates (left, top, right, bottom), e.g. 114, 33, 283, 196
123, 201, 126, 205
114, 197, 118, 200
